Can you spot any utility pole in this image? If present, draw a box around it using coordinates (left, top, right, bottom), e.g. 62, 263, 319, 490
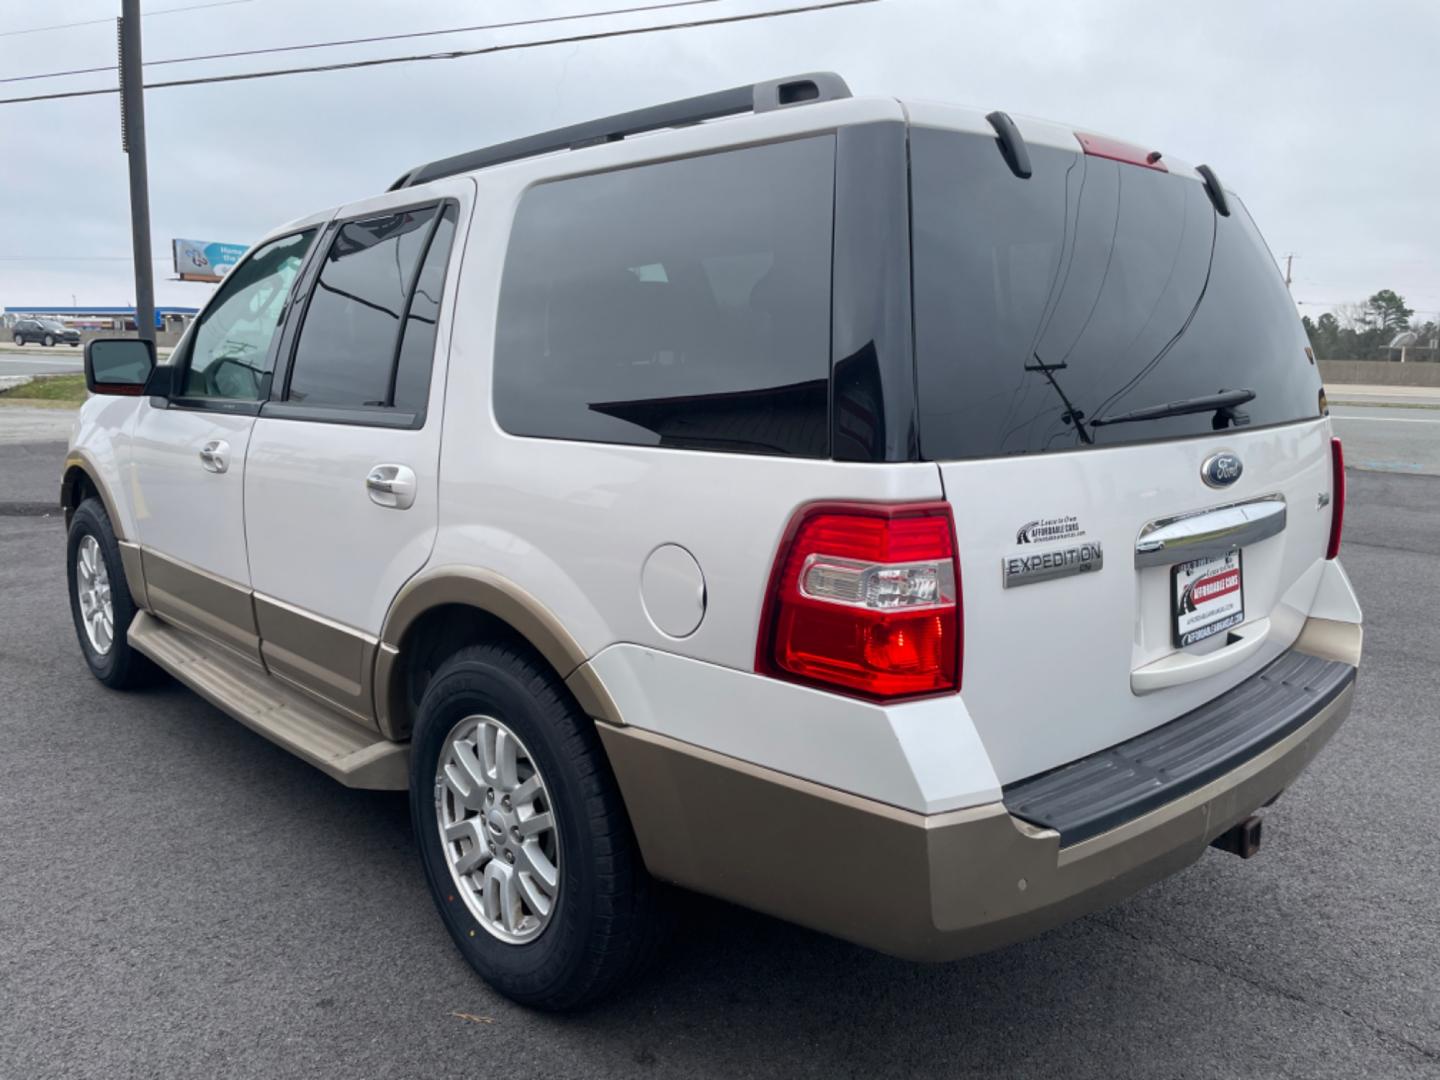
117, 0, 155, 345
1283, 253, 1294, 290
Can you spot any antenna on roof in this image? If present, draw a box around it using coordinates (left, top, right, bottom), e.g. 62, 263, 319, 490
389, 72, 851, 190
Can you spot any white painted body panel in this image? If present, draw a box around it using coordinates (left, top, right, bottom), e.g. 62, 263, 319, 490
585, 645, 1001, 813
243, 177, 475, 635
128, 400, 255, 586
939, 417, 1339, 783
68, 395, 142, 539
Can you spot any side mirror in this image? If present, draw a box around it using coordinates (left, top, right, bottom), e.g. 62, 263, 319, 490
84, 338, 155, 396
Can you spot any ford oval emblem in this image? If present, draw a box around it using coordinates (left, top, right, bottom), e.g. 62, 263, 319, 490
1202, 451, 1243, 488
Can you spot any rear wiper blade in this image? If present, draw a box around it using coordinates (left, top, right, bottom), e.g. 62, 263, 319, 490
1090, 388, 1255, 428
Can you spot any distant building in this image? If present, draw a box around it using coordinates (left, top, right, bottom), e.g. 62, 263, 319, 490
2, 305, 199, 332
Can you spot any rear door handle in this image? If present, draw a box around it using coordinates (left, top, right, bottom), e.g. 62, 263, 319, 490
199, 440, 229, 474
366, 464, 416, 509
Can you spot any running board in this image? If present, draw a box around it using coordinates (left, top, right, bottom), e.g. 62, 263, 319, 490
128, 610, 409, 790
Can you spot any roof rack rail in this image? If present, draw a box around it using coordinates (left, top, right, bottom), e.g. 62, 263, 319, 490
389, 71, 851, 190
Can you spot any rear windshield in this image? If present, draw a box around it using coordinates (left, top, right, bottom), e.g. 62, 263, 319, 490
911, 127, 1322, 460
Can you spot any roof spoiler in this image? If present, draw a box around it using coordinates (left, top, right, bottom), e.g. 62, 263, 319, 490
389, 72, 852, 191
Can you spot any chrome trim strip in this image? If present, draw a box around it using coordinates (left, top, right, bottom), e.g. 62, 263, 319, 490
1134, 494, 1287, 569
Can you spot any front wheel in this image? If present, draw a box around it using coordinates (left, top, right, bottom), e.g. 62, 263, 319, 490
42, 334, 55, 347
411, 643, 666, 1010
67, 498, 158, 689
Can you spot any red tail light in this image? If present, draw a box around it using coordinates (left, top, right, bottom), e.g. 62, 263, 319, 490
1327, 437, 1345, 560
757, 502, 962, 700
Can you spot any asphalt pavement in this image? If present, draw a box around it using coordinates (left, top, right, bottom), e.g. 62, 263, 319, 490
0, 353, 84, 378
0, 438, 1437, 1078
1331, 406, 1440, 476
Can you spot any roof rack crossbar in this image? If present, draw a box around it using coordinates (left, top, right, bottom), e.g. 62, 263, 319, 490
389, 71, 851, 190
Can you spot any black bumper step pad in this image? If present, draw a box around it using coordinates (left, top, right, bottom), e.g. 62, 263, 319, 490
1003, 649, 1356, 847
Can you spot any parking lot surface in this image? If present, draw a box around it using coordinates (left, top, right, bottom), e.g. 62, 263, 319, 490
0, 440, 1436, 1079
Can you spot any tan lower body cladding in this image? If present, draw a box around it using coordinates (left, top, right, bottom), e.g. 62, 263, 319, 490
599, 679, 1355, 961
135, 548, 379, 727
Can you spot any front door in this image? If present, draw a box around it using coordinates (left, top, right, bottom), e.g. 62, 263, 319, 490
130, 228, 319, 662
242, 183, 471, 723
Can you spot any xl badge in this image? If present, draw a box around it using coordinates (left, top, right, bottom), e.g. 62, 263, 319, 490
1002, 541, 1104, 588
1202, 451, 1243, 489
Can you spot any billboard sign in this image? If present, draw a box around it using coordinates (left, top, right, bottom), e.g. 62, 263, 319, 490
172, 238, 248, 283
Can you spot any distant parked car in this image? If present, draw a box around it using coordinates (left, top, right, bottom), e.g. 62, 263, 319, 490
11, 318, 80, 347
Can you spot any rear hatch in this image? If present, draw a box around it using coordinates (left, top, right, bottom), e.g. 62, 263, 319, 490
909, 120, 1333, 783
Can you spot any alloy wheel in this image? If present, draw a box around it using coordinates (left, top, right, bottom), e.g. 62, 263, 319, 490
435, 714, 562, 944
75, 534, 114, 655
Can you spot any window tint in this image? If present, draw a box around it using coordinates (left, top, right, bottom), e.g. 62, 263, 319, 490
392, 204, 459, 413
183, 230, 314, 400
911, 128, 1322, 459
494, 136, 836, 457
287, 206, 438, 408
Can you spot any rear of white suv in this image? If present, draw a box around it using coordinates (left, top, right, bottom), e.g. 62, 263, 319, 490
62, 75, 1359, 1010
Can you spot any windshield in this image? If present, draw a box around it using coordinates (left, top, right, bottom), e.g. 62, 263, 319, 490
910, 128, 1322, 459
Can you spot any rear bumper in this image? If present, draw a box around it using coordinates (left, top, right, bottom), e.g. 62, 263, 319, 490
599, 643, 1357, 961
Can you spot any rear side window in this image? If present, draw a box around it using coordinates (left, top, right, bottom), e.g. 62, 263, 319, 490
493, 136, 835, 457
286, 203, 455, 412
911, 128, 1322, 459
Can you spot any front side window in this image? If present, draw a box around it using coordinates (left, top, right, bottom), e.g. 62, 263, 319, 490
493, 136, 836, 457
183, 230, 315, 400
285, 205, 447, 410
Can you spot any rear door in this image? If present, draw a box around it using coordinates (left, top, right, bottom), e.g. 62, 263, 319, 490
241, 180, 471, 724
909, 121, 1332, 783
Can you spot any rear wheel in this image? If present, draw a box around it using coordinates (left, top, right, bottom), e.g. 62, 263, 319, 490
11, 334, 21, 346
42, 334, 54, 347
411, 642, 666, 1010
67, 498, 157, 689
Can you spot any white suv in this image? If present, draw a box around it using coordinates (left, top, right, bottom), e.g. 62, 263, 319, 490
63, 74, 1362, 1010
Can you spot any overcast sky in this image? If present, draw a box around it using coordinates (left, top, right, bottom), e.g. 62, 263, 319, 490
1, 0, 1436, 321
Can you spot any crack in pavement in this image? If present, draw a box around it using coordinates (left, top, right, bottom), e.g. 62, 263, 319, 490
1094, 916, 1440, 1065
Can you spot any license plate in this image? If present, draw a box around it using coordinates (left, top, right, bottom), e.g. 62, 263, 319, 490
1172, 550, 1244, 648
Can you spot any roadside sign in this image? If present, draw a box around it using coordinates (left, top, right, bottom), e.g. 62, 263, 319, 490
172, 238, 248, 283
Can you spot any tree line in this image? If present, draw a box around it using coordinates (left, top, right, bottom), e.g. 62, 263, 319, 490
1302, 289, 1438, 361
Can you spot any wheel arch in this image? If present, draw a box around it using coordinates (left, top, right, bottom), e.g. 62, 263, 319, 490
61, 453, 126, 538
375, 566, 622, 740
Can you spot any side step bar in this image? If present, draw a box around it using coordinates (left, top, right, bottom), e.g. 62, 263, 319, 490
129, 611, 409, 790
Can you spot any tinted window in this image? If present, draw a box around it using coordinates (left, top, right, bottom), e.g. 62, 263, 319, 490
287, 206, 438, 408
184, 230, 314, 400
494, 136, 835, 457
392, 204, 459, 413
911, 128, 1322, 459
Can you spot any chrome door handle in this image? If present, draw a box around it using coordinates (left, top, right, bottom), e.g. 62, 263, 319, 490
366, 464, 417, 510
199, 439, 229, 474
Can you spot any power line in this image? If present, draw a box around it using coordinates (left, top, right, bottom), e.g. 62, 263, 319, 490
0, 0, 879, 107
1, 0, 722, 85
0, 0, 253, 39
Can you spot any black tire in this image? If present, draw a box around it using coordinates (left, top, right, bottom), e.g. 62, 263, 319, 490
42, 334, 54, 347
69, 341, 79, 347
66, 498, 158, 689
11, 334, 22, 346
410, 642, 666, 1010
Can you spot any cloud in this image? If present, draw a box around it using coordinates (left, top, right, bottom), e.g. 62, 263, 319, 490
1, 0, 1436, 316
